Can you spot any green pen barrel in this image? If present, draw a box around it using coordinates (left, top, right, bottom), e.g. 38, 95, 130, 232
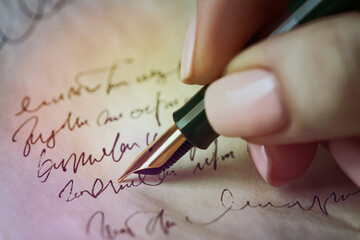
173, 86, 218, 149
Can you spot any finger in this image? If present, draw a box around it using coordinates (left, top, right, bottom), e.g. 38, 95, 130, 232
329, 137, 360, 187
248, 142, 318, 186
205, 13, 360, 144
181, 0, 288, 85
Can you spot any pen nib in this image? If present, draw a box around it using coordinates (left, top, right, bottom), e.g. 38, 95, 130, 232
118, 170, 135, 183
118, 124, 192, 183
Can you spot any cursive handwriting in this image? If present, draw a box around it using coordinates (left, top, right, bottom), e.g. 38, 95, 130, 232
37, 132, 140, 182
191, 140, 235, 173
105, 63, 128, 95
15, 61, 177, 116
15, 66, 105, 116
96, 109, 123, 127
59, 171, 176, 202
93, 91, 180, 127
129, 92, 178, 127
96, 90, 181, 128
186, 188, 360, 226
12, 112, 88, 157
86, 209, 175, 239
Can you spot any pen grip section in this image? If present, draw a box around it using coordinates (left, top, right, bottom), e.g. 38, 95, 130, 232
173, 86, 218, 149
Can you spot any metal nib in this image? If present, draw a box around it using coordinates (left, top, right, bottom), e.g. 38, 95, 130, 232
118, 124, 187, 183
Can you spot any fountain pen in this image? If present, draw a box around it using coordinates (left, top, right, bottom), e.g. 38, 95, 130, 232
118, 0, 360, 183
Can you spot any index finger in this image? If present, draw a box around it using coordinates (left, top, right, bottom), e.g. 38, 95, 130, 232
181, 0, 288, 85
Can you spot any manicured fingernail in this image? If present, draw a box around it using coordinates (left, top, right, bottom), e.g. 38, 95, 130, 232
329, 138, 360, 187
205, 69, 288, 137
180, 18, 196, 82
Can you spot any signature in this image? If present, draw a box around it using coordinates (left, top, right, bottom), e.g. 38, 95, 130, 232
186, 188, 360, 226
86, 209, 175, 239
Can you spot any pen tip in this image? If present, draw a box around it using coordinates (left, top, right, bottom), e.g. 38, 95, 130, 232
118, 169, 135, 183
118, 174, 129, 183
117, 124, 188, 183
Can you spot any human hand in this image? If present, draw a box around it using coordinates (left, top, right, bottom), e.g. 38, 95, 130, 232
180, 0, 360, 187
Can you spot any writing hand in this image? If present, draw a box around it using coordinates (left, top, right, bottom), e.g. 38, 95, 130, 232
180, 0, 360, 187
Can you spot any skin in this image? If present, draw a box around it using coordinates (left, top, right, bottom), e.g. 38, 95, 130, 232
180, 0, 360, 187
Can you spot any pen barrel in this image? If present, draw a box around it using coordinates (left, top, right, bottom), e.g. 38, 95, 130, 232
294, 0, 360, 24
251, 0, 360, 42
173, 86, 218, 149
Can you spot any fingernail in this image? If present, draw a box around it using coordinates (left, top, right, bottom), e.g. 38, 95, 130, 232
248, 144, 288, 186
205, 69, 288, 137
248, 143, 317, 186
248, 143, 270, 183
180, 18, 196, 82
329, 138, 360, 187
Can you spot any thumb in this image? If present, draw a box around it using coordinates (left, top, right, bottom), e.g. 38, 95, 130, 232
205, 13, 360, 145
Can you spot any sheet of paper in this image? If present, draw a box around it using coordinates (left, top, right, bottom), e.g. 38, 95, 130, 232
0, 1, 359, 239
